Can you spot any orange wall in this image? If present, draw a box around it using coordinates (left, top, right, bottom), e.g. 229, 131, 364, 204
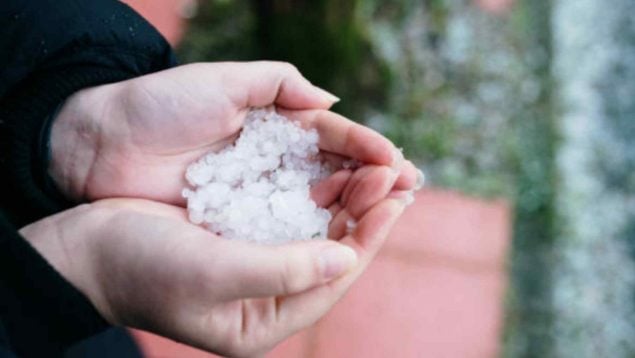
122, 0, 190, 45
124, 0, 517, 46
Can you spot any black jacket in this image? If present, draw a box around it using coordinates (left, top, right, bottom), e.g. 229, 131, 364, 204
0, 0, 176, 356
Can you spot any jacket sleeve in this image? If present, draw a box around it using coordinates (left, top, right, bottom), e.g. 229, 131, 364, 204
0, 211, 110, 356
0, 0, 177, 354
0, 0, 177, 227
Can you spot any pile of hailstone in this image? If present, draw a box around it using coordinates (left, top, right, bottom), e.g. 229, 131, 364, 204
183, 108, 335, 244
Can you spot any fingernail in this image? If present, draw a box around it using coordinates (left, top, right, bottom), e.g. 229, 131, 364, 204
391, 147, 404, 170
415, 169, 426, 190
401, 190, 415, 206
345, 219, 357, 234
319, 245, 358, 280
314, 86, 340, 103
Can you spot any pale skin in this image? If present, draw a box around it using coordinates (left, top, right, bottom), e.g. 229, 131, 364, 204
21, 186, 404, 357
48, 61, 418, 204
20, 61, 419, 357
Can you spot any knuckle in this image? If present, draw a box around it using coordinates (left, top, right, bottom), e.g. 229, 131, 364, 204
277, 61, 300, 75
276, 258, 296, 294
276, 248, 316, 294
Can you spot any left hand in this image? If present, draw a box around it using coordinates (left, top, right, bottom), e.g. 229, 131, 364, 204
49, 62, 418, 206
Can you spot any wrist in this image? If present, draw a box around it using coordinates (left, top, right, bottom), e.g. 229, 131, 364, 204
19, 204, 118, 323
48, 85, 116, 202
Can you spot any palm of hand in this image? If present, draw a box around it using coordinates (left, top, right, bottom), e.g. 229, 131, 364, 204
87, 66, 247, 204
52, 62, 417, 205
50, 62, 339, 204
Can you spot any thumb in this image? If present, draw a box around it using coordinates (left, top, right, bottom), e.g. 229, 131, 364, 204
215, 240, 358, 300
222, 61, 340, 110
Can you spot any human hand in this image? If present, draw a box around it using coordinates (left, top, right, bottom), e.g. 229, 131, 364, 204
49, 62, 419, 205
20, 168, 405, 357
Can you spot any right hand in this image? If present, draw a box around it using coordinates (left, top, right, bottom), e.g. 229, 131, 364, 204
20, 167, 405, 357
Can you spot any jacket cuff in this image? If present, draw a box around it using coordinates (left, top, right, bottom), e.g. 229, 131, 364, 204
0, 66, 136, 226
0, 214, 110, 355
37, 102, 67, 205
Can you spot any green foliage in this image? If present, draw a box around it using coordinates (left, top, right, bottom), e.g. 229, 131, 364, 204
503, 1, 557, 356
178, 0, 391, 119
178, 0, 257, 61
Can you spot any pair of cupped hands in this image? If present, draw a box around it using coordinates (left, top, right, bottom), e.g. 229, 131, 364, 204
20, 62, 419, 357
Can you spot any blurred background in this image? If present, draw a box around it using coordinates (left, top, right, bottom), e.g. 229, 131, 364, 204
122, 0, 635, 357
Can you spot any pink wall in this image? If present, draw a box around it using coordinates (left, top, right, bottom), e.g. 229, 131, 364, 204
123, 0, 517, 46
475, 0, 515, 14
122, 0, 191, 45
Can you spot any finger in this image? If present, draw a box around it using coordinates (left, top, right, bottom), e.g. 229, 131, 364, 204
341, 198, 405, 254
394, 160, 418, 191
320, 151, 350, 169
321, 152, 419, 191
279, 109, 400, 166
328, 207, 354, 240
212, 240, 358, 300
273, 198, 405, 336
341, 165, 399, 218
310, 169, 352, 208
220, 61, 339, 110
387, 189, 415, 205
328, 202, 343, 218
